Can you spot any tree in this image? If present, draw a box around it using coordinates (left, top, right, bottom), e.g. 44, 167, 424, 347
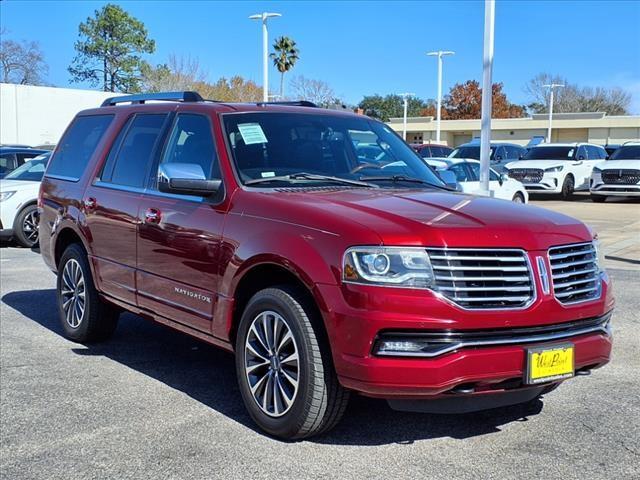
524, 73, 631, 115
0, 30, 48, 85
358, 94, 434, 122
421, 80, 526, 119
270, 36, 299, 99
68, 3, 155, 92
289, 75, 340, 107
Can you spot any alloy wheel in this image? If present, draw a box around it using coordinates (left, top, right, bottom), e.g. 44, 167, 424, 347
60, 259, 86, 328
22, 210, 39, 244
244, 310, 300, 417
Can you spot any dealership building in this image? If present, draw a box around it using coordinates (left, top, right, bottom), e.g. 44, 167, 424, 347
387, 112, 640, 147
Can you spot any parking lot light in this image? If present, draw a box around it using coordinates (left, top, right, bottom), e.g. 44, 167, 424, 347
543, 83, 565, 143
398, 92, 415, 141
249, 12, 282, 102
427, 50, 455, 143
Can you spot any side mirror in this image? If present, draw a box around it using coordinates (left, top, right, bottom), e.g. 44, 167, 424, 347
438, 170, 460, 191
499, 173, 508, 186
158, 163, 220, 197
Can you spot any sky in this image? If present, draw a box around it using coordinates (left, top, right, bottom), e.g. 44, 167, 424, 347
2, 0, 640, 112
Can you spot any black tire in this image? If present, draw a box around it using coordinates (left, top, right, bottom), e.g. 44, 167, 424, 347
560, 175, 575, 200
13, 204, 39, 248
512, 192, 525, 203
56, 243, 119, 342
590, 194, 607, 203
235, 286, 349, 440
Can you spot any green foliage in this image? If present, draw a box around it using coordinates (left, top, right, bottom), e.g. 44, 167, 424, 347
358, 94, 434, 122
270, 36, 299, 98
68, 3, 155, 92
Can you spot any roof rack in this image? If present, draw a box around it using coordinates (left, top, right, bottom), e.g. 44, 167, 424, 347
255, 100, 318, 108
101, 91, 204, 107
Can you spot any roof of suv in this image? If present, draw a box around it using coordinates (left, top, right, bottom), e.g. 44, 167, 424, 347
456, 141, 523, 148
533, 142, 604, 148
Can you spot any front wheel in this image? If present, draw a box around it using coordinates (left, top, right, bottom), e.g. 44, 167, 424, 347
14, 204, 39, 248
560, 175, 575, 200
235, 287, 349, 439
512, 192, 525, 203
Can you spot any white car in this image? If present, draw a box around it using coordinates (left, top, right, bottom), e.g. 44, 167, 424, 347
424, 158, 529, 203
0, 153, 50, 247
590, 142, 640, 202
505, 143, 607, 200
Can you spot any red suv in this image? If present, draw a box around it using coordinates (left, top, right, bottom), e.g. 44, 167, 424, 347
39, 92, 614, 439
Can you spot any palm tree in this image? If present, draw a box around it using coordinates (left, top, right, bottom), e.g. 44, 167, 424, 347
270, 36, 299, 99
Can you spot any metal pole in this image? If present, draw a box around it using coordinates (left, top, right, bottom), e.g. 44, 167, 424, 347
262, 17, 268, 102
436, 53, 443, 143
547, 87, 554, 143
403, 96, 408, 140
479, 0, 495, 196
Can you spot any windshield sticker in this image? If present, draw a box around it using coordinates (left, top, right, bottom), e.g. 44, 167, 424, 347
238, 123, 268, 145
261, 171, 276, 178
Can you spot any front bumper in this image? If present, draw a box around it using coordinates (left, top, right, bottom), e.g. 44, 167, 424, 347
590, 175, 640, 196
315, 273, 613, 399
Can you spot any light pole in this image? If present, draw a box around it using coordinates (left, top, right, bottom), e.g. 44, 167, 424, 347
249, 12, 281, 102
478, 0, 495, 196
427, 50, 455, 143
398, 92, 415, 141
543, 83, 564, 143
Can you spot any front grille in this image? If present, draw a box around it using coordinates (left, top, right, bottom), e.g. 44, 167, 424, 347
549, 242, 600, 304
427, 248, 534, 309
508, 168, 543, 183
601, 169, 640, 185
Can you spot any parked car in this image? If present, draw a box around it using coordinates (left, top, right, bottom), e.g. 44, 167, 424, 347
0, 147, 48, 179
448, 141, 527, 173
39, 92, 613, 440
590, 142, 640, 202
424, 157, 528, 203
505, 143, 607, 200
411, 143, 453, 159
0, 152, 51, 247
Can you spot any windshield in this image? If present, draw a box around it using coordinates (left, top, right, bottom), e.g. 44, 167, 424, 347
609, 145, 640, 160
4, 154, 50, 181
223, 112, 445, 189
449, 146, 494, 160
523, 146, 576, 160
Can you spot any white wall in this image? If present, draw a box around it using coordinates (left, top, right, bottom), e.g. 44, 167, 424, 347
0, 84, 124, 147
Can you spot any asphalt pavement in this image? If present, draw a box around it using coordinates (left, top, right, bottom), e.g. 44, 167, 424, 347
1, 198, 639, 480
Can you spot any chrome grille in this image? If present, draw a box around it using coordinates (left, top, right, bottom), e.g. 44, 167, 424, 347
601, 169, 640, 185
549, 242, 600, 304
427, 248, 534, 309
508, 168, 543, 183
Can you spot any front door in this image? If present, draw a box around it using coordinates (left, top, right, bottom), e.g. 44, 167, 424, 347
85, 113, 169, 305
136, 112, 226, 334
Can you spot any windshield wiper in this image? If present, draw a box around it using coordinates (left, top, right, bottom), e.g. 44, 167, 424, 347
359, 175, 453, 190
245, 172, 376, 188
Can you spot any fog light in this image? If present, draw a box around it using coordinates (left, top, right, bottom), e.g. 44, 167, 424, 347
377, 340, 425, 354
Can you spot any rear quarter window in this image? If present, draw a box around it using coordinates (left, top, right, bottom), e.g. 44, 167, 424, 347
46, 114, 114, 181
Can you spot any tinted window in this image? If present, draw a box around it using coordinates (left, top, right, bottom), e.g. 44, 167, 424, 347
47, 115, 113, 180
103, 114, 166, 188
523, 146, 576, 160
505, 146, 524, 159
4, 154, 50, 181
609, 145, 640, 160
0, 154, 16, 176
158, 114, 219, 181
449, 163, 473, 182
585, 145, 603, 160
431, 146, 451, 157
450, 146, 496, 160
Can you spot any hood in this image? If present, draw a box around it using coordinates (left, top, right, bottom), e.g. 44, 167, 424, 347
597, 159, 640, 170
246, 188, 592, 251
0, 179, 41, 192
506, 159, 570, 170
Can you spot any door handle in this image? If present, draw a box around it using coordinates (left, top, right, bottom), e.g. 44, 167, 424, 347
83, 197, 97, 211
144, 208, 161, 224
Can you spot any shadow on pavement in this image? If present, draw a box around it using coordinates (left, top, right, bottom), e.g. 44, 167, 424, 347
2, 288, 545, 445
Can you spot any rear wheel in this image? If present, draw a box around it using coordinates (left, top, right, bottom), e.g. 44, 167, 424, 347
590, 194, 607, 203
560, 175, 575, 200
13, 204, 39, 248
57, 243, 119, 342
511, 192, 525, 203
235, 287, 349, 439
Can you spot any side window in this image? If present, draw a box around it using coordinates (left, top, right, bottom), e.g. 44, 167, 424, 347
102, 114, 167, 188
494, 146, 506, 160
596, 147, 607, 159
576, 146, 587, 160
0, 154, 16, 175
449, 163, 473, 182
17, 153, 40, 164
158, 114, 219, 182
47, 115, 114, 180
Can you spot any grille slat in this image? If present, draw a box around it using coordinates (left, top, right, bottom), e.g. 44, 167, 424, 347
549, 242, 600, 304
427, 248, 534, 310
601, 169, 640, 185
508, 168, 543, 183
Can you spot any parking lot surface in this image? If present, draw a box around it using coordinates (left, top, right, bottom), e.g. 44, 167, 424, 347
1, 199, 639, 480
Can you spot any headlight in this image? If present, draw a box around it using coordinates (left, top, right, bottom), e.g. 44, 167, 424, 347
343, 247, 435, 288
544, 166, 563, 173
0, 191, 16, 202
593, 239, 606, 273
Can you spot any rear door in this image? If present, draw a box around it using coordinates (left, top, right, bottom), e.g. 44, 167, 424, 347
136, 112, 226, 333
84, 113, 169, 305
